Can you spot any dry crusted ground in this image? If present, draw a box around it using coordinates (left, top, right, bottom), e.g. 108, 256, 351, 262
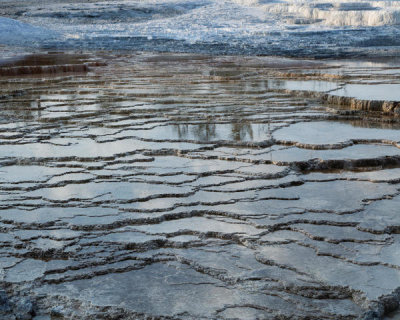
0, 52, 400, 319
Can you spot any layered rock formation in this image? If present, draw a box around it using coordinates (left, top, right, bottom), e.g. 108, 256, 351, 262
0, 53, 105, 76
0, 53, 399, 319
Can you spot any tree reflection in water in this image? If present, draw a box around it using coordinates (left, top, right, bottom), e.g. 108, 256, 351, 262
230, 122, 253, 141
172, 123, 216, 141
172, 122, 257, 141
192, 123, 216, 141
173, 124, 189, 138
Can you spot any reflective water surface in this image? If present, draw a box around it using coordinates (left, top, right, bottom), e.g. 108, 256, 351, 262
0, 53, 400, 319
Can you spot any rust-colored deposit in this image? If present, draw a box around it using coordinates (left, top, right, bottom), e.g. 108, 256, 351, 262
0, 53, 105, 76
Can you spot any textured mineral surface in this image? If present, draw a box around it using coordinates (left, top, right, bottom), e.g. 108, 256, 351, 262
0, 53, 400, 319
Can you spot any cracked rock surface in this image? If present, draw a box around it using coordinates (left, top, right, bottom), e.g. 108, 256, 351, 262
0, 52, 400, 319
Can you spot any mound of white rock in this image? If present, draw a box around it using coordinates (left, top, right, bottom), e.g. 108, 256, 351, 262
0, 17, 58, 46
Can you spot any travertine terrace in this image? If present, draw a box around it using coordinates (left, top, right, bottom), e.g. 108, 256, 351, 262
0, 53, 400, 319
